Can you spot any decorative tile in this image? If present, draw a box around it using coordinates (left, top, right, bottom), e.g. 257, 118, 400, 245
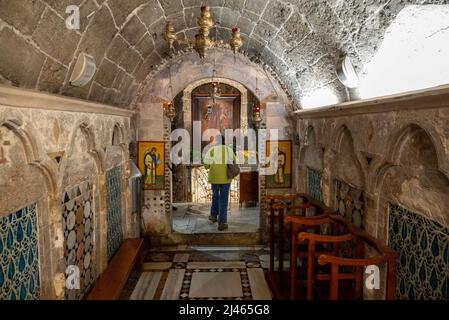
130, 272, 162, 300
62, 181, 94, 300
247, 268, 272, 300
142, 262, 173, 271
106, 166, 123, 260
123, 248, 273, 301
187, 261, 246, 269
388, 204, 449, 300
160, 269, 185, 300
173, 253, 189, 263
307, 168, 323, 202
149, 253, 171, 262
0, 204, 40, 300
335, 179, 365, 228
189, 272, 243, 298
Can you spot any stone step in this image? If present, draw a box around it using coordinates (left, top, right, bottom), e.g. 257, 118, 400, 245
150, 231, 261, 246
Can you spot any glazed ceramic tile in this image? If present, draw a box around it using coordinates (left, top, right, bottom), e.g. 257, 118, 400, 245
335, 179, 365, 228
389, 203, 449, 300
62, 181, 94, 300
106, 166, 123, 260
0, 204, 40, 300
307, 168, 323, 202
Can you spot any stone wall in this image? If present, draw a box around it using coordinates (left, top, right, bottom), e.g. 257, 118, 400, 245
0, 85, 137, 299
295, 85, 449, 299
1, 0, 441, 109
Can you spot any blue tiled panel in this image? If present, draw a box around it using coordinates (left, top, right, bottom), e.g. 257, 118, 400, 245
62, 181, 94, 300
388, 204, 449, 300
106, 166, 123, 261
0, 204, 40, 300
307, 168, 323, 202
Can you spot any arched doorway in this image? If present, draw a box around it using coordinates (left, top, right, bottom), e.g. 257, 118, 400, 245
170, 80, 261, 235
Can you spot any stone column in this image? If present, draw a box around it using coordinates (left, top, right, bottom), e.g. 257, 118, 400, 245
96, 172, 108, 274
322, 148, 334, 207
47, 195, 65, 300
138, 101, 172, 238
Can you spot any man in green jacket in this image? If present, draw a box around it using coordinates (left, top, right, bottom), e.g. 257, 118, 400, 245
203, 134, 236, 231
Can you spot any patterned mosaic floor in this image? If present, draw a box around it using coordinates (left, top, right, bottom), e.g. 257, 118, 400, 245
120, 246, 272, 300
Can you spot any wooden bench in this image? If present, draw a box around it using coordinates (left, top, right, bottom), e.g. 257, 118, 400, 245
86, 238, 145, 300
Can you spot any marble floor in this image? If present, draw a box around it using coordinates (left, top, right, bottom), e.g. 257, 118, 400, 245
120, 245, 273, 300
172, 203, 260, 234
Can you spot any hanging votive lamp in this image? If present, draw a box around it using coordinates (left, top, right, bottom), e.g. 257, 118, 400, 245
163, 101, 176, 122
252, 103, 262, 127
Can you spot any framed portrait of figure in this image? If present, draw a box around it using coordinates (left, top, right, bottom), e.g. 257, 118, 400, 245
266, 140, 292, 188
137, 141, 165, 190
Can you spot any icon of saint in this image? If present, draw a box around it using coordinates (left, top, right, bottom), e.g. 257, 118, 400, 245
144, 147, 161, 187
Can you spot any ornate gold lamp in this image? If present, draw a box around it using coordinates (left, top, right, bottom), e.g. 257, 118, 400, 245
165, 5, 243, 59
165, 21, 177, 49
230, 27, 243, 54
252, 75, 262, 128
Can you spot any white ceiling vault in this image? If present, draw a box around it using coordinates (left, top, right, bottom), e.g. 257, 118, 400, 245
0, 0, 447, 109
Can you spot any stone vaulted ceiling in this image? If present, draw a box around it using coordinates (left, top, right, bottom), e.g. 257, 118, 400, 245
0, 0, 445, 109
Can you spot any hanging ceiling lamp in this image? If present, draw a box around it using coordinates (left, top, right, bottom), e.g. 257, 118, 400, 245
163, 66, 176, 123
252, 74, 262, 128
165, 5, 243, 59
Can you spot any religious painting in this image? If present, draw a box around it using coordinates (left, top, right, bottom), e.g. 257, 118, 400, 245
200, 98, 234, 133
194, 96, 239, 151
266, 140, 292, 188
138, 141, 165, 190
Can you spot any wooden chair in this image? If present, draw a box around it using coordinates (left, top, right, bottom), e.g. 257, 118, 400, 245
321, 214, 398, 300
267, 194, 398, 300
294, 213, 397, 300
318, 253, 388, 300
294, 231, 355, 300
266, 194, 334, 299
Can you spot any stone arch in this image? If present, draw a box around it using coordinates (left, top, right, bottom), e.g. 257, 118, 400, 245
60, 120, 104, 299
61, 120, 104, 179
387, 123, 449, 177
376, 124, 449, 227
136, 49, 291, 108
300, 125, 323, 170
332, 125, 366, 188
0, 117, 58, 299
181, 77, 251, 136
111, 123, 125, 147
299, 125, 325, 202
329, 125, 367, 228
375, 123, 449, 300
104, 129, 128, 261
375, 123, 449, 194
0, 118, 58, 211
106, 122, 128, 170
